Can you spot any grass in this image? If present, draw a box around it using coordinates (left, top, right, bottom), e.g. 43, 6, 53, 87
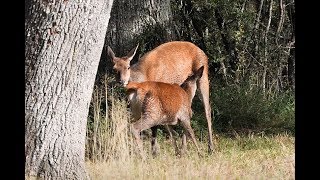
85, 76, 295, 179
86, 134, 294, 179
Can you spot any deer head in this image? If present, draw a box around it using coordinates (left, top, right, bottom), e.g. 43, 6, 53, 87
107, 44, 139, 86
180, 66, 204, 102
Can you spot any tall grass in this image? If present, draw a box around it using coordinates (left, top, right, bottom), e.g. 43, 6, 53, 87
86, 76, 135, 163
85, 76, 294, 179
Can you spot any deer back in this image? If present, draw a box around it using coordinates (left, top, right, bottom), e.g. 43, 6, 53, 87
108, 41, 208, 86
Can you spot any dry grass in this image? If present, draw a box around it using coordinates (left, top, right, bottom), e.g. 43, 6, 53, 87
86, 77, 134, 163
85, 77, 295, 180
86, 134, 294, 180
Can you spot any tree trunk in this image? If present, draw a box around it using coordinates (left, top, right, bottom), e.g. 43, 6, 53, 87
287, 1, 295, 91
287, 37, 295, 90
276, 0, 284, 39
106, 0, 173, 55
252, 0, 264, 58
262, 0, 273, 96
100, 0, 174, 74
25, 0, 113, 179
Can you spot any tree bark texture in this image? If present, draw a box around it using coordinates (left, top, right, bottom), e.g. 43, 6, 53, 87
105, 0, 173, 57
25, 0, 113, 179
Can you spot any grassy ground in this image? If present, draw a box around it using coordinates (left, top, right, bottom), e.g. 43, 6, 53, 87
86, 83, 294, 179
86, 133, 294, 180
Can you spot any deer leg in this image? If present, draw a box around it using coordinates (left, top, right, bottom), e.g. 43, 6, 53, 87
197, 74, 214, 153
180, 133, 187, 156
130, 122, 144, 158
131, 112, 160, 158
166, 125, 180, 156
180, 118, 201, 157
151, 126, 159, 157
165, 125, 173, 141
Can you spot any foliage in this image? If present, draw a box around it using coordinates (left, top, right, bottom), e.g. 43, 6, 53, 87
166, 0, 296, 136
136, 22, 172, 54
171, 0, 295, 92
189, 80, 295, 136
212, 84, 294, 134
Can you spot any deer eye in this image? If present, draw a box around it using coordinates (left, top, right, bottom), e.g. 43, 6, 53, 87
127, 66, 130, 70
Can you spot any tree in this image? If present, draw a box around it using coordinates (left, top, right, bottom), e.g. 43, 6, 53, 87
100, 0, 174, 74
25, 0, 113, 179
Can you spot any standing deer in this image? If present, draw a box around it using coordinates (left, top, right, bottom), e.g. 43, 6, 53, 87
125, 66, 204, 156
108, 41, 214, 153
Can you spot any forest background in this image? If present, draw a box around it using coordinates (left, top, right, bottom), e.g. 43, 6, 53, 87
25, 0, 295, 179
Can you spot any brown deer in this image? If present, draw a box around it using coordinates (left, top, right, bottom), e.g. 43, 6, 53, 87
125, 66, 204, 157
108, 41, 214, 153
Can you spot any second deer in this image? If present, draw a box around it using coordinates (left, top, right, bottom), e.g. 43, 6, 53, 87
125, 66, 204, 157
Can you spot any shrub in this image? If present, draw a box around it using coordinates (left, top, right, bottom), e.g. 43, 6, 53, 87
211, 84, 295, 135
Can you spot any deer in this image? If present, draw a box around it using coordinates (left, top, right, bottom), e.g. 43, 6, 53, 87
107, 41, 214, 153
125, 66, 204, 157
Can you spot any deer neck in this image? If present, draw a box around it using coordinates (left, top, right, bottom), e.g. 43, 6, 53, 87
129, 64, 146, 82
183, 86, 196, 105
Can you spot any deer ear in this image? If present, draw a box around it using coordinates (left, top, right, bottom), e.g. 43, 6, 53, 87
195, 66, 204, 79
107, 46, 116, 63
126, 43, 139, 62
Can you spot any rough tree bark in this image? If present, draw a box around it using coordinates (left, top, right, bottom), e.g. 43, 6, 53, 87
25, 0, 113, 179
106, 0, 173, 54
287, 1, 295, 90
99, 0, 174, 74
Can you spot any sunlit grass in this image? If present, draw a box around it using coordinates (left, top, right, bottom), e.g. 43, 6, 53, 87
86, 133, 294, 180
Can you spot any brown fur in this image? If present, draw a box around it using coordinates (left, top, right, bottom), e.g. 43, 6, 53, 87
124, 67, 204, 157
108, 41, 214, 153
126, 82, 187, 124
